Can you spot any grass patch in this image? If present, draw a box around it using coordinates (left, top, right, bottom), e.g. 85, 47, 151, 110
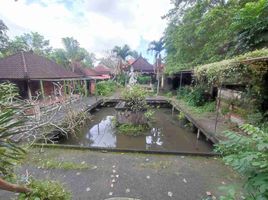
178, 99, 216, 114
18, 179, 71, 200
190, 101, 216, 114
117, 124, 149, 136
32, 157, 92, 170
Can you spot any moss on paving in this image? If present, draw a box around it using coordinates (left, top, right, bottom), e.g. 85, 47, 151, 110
11, 147, 243, 200
24, 148, 93, 170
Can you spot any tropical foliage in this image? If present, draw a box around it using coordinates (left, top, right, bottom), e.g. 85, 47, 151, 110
164, 0, 268, 73
0, 20, 95, 70
18, 179, 71, 200
95, 80, 117, 96
137, 75, 151, 84
121, 85, 147, 112
194, 48, 268, 115
0, 20, 8, 56
0, 83, 26, 179
5, 32, 52, 56
216, 124, 268, 199
50, 37, 95, 71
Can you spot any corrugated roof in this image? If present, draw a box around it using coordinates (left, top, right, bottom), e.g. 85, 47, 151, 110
0, 52, 82, 80
131, 56, 154, 73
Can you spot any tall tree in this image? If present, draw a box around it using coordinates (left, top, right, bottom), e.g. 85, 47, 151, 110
112, 44, 132, 60
112, 44, 134, 76
0, 20, 9, 56
148, 38, 165, 94
49, 48, 70, 69
6, 32, 52, 56
163, 0, 268, 73
130, 50, 139, 59
61, 37, 95, 71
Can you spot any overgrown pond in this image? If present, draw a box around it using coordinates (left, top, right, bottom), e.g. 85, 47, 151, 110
59, 104, 213, 153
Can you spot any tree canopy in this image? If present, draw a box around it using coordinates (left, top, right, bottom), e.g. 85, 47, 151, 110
6, 32, 52, 56
0, 20, 8, 56
164, 0, 268, 74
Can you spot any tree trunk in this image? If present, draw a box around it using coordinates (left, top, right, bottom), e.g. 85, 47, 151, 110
0, 178, 30, 193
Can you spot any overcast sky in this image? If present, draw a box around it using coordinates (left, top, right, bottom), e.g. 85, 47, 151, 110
0, 0, 171, 62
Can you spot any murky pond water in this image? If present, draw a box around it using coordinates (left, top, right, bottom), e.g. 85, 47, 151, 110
60, 107, 213, 153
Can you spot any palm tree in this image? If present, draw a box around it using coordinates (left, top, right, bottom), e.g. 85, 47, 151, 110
62, 37, 86, 71
112, 44, 133, 79
148, 37, 164, 95
112, 44, 132, 60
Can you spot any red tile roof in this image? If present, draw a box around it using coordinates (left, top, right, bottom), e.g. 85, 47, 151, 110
0, 52, 81, 80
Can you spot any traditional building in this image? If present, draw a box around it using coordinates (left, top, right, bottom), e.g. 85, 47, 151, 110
74, 64, 110, 94
0, 52, 85, 99
129, 56, 154, 74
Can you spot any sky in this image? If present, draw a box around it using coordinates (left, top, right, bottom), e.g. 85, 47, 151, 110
0, 0, 172, 63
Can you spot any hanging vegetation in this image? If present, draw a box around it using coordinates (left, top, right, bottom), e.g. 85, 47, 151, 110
164, 0, 268, 74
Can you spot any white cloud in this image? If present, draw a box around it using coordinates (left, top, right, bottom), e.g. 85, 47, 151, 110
0, 0, 171, 59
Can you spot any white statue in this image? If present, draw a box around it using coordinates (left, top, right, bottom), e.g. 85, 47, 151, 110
128, 66, 137, 86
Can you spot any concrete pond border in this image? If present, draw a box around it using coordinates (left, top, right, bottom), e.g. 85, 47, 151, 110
35, 97, 220, 157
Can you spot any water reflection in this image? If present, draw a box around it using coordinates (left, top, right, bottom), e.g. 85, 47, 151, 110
61, 107, 213, 153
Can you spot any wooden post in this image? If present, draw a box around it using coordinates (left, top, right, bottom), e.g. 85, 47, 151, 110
172, 105, 175, 116
214, 85, 222, 134
84, 80, 88, 97
64, 80, 67, 95
197, 129, 200, 140
27, 80, 32, 100
40, 80, 44, 99
161, 73, 164, 88
179, 72, 183, 92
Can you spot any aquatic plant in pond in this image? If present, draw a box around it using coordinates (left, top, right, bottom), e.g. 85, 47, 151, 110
117, 124, 149, 136
115, 85, 151, 136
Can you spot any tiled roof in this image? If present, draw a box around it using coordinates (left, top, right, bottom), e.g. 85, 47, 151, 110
0, 52, 81, 80
131, 56, 154, 73
74, 65, 97, 77
94, 64, 112, 75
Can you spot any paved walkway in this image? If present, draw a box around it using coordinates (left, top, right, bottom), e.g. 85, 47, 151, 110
0, 148, 242, 200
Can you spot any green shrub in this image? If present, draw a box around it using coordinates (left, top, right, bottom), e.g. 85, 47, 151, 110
137, 75, 151, 84
95, 80, 116, 96
121, 85, 147, 112
164, 91, 173, 98
177, 85, 208, 106
18, 179, 71, 200
186, 85, 208, 106
215, 124, 268, 199
193, 101, 216, 113
176, 86, 191, 99
116, 73, 128, 86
